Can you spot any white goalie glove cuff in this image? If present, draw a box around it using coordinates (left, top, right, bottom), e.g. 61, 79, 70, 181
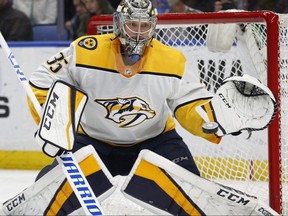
206, 23, 239, 53
35, 80, 88, 157
206, 10, 246, 53
196, 74, 277, 136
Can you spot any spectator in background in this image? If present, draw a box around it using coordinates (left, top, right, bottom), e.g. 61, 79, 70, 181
259, 0, 286, 12
194, 0, 214, 12
220, 0, 236, 10
279, 0, 288, 13
65, 0, 90, 40
152, 0, 201, 13
108, 0, 121, 9
242, 0, 249, 10
0, 0, 33, 41
214, 0, 222, 11
170, 0, 202, 13
77, 0, 114, 36
181, 0, 197, 8
12, 0, 57, 25
65, 0, 77, 25
151, 0, 171, 13
83, 0, 114, 16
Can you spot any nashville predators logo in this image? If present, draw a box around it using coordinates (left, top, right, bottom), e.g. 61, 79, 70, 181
95, 97, 156, 128
78, 37, 97, 50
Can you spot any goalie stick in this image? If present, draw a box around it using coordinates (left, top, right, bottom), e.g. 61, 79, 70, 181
0, 32, 104, 215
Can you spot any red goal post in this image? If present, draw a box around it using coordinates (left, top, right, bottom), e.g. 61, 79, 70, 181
87, 11, 287, 215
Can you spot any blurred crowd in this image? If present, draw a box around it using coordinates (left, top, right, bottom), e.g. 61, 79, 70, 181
160, 0, 288, 13
0, 0, 287, 41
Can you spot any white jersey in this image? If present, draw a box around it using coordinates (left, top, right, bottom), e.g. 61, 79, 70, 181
29, 34, 220, 145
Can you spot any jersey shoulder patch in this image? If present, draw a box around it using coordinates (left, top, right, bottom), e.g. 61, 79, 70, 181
74, 34, 117, 68
77, 36, 98, 50
75, 34, 114, 51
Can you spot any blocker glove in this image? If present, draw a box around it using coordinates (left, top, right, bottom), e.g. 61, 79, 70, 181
34, 80, 88, 157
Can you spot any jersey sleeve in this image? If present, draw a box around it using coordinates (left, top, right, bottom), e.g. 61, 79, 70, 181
167, 78, 221, 144
28, 42, 77, 124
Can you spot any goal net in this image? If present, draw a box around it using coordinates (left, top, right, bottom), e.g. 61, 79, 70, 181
87, 11, 288, 215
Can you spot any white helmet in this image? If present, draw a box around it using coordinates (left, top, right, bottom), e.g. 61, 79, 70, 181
114, 0, 158, 57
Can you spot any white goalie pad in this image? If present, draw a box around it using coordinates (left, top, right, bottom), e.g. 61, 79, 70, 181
0, 145, 116, 216
196, 74, 277, 136
35, 80, 88, 157
122, 150, 279, 216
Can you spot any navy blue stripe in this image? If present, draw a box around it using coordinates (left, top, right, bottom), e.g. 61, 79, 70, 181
124, 172, 206, 215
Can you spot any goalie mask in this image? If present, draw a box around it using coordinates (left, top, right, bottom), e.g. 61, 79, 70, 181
114, 0, 158, 57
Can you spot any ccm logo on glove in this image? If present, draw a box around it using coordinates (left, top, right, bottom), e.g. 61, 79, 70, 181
219, 93, 231, 108
43, 92, 59, 130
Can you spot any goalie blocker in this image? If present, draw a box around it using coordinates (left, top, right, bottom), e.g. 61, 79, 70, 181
196, 74, 277, 136
35, 80, 88, 157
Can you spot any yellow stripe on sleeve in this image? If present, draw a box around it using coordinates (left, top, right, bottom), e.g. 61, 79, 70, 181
203, 102, 215, 123
66, 88, 72, 150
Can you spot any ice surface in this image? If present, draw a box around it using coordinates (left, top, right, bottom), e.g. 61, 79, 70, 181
0, 169, 153, 215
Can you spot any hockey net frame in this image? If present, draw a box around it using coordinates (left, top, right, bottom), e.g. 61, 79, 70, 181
87, 11, 288, 215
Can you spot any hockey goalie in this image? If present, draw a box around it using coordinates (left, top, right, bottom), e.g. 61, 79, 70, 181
0, 0, 278, 215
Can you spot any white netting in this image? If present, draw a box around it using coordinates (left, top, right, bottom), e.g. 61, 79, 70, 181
155, 19, 271, 209
91, 12, 288, 215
